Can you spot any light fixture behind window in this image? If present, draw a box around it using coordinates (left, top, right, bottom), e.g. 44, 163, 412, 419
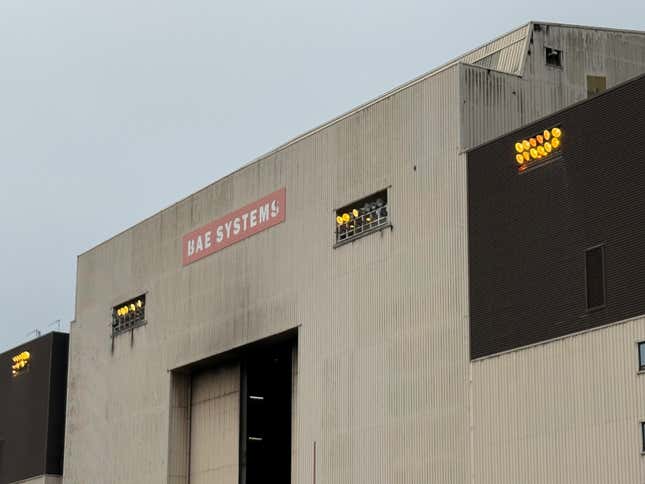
514, 126, 563, 172
11, 351, 31, 377
112, 294, 146, 336
335, 190, 389, 246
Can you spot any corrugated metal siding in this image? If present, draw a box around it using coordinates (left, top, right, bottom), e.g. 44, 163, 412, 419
63, 23, 645, 484
298, 64, 469, 484
468, 74, 645, 358
472, 316, 645, 484
66, 63, 471, 484
469, 39, 526, 75
460, 25, 528, 75
168, 373, 191, 484
189, 364, 240, 484
290, 344, 299, 482
460, 24, 645, 151
0, 334, 63, 484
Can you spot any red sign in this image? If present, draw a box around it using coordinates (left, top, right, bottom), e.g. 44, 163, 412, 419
182, 188, 286, 266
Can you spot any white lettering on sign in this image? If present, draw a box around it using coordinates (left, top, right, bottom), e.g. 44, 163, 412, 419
182, 188, 286, 266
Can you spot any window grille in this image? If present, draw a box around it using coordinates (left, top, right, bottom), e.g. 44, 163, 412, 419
112, 295, 146, 336
335, 190, 389, 246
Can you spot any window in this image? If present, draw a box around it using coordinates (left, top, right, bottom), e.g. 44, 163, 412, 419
335, 190, 389, 246
587, 75, 606, 98
638, 342, 645, 372
641, 422, 645, 453
545, 47, 562, 68
10, 351, 31, 378
585, 245, 606, 311
513, 126, 563, 172
112, 294, 146, 336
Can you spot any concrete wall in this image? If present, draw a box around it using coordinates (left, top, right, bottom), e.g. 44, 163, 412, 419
64, 23, 645, 484
471, 315, 645, 483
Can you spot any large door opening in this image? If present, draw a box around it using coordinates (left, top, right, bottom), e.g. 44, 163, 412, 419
239, 342, 292, 484
189, 363, 240, 484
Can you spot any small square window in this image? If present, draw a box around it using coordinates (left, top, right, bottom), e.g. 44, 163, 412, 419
335, 190, 389, 246
587, 75, 606, 98
585, 245, 606, 311
638, 342, 645, 372
112, 295, 146, 336
545, 47, 563, 68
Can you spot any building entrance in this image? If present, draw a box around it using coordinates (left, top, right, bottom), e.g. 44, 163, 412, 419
239, 343, 292, 484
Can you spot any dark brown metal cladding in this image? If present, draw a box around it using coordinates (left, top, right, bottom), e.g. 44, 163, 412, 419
468, 74, 645, 360
0, 333, 69, 482
46, 333, 69, 476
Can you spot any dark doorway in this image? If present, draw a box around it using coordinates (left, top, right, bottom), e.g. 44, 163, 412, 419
239, 343, 292, 484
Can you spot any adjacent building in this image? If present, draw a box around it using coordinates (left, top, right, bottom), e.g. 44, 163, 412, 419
467, 72, 645, 483
0, 332, 69, 484
63, 22, 645, 483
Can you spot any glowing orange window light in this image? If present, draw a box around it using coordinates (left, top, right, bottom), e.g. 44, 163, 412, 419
513, 126, 563, 171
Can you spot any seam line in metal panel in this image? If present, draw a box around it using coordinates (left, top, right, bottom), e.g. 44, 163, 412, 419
471, 312, 645, 362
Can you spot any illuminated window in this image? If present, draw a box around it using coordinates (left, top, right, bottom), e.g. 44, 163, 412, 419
545, 47, 562, 68
335, 190, 389, 246
112, 295, 146, 336
638, 342, 645, 372
514, 126, 563, 172
585, 245, 606, 311
11, 351, 31, 377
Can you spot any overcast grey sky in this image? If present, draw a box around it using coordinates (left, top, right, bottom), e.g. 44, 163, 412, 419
1, 0, 644, 352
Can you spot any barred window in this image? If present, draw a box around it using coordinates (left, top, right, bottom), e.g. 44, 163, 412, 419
335, 190, 389, 246
112, 295, 146, 336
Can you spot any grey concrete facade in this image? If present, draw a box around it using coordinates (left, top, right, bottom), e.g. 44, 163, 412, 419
64, 22, 645, 484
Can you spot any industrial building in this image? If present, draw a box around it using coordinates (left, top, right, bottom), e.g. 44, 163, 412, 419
62, 21, 645, 484
467, 71, 645, 483
0, 332, 69, 484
